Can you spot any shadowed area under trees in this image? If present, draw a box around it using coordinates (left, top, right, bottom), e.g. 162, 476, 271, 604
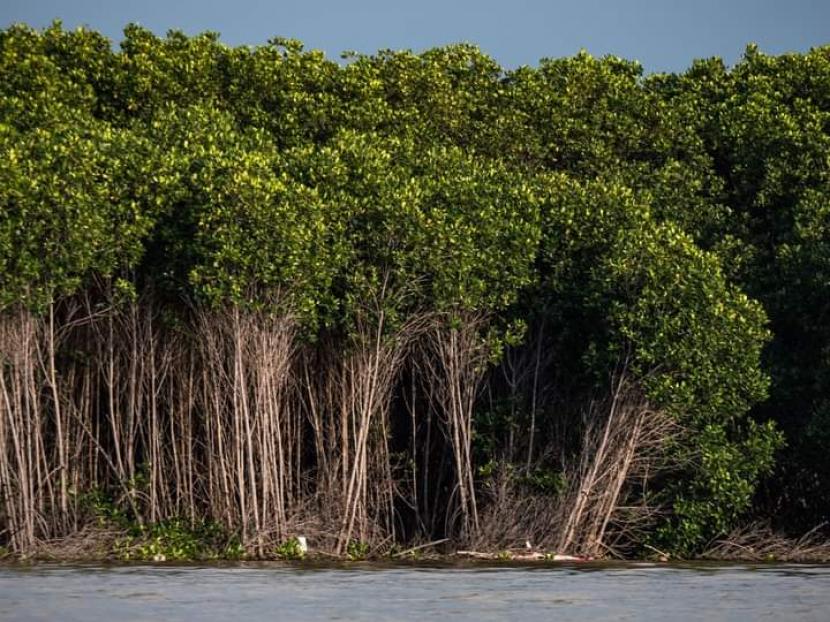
0, 22, 828, 560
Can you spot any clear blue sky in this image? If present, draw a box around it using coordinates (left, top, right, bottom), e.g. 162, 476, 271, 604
2, 0, 829, 73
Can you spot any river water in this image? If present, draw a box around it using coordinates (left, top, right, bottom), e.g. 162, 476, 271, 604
1, 562, 829, 621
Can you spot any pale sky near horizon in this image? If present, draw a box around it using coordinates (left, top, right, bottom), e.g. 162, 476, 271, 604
1, 0, 828, 73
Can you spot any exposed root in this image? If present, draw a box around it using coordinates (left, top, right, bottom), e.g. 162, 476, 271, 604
701, 523, 830, 563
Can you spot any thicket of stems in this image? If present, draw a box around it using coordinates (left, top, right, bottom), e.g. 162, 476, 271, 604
1, 294, 673, 558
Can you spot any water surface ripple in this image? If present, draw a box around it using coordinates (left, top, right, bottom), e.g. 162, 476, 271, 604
1, 562, 829, 621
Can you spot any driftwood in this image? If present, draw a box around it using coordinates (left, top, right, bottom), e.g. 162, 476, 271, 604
456, 550, 588, 562
392, 538, 450, 558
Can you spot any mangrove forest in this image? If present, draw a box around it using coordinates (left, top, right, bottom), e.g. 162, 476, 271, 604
1, 22, 829, 562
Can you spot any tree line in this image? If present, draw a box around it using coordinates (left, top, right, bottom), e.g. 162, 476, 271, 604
0, 22, 828, 558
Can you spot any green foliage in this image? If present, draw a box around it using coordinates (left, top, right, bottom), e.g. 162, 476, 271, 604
0, 23, 98, 128
306, 131, 540, 332
533, 175, 779, 552
520, 467, 567, 496
535, 175, 769, 421
346, 539, 370, 561
77, 489, 244, 561
656, 420, 784, 556
0, 113, 157, 311
0, 24, 167, 312
274, 537, 306, 561
606, 224, 770, 424
143, 105, 347, 326
116, 519, 244, 561
77, 489, 132, 528
476, 457, 566, 497
650, 45, 830, 528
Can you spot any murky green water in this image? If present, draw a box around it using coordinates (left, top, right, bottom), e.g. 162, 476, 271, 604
1, 562, 829, 621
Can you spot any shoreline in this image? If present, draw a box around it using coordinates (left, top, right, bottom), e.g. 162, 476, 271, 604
3, 555, 830, 567
3, 540, 829, 566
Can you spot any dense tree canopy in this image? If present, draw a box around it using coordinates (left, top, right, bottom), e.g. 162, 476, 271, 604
1, 22, 828, 556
